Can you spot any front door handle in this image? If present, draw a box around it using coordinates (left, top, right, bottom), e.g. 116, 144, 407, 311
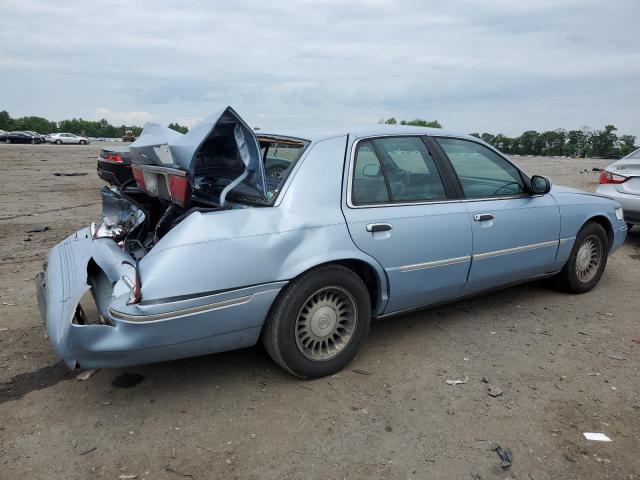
473, 213, 495, 222
366, 223, 393, 233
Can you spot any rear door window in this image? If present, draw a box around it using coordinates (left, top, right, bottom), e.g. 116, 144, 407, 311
373, 137, 446, 202
352, 141, 390, 205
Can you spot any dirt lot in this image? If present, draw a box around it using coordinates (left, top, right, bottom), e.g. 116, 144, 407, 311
0, 143, 638, 480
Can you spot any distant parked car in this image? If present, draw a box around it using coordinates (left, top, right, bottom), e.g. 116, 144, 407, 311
46, 133, 90, 145
0, 131, 42, 144
596, 147, 640, 230
24, 130, 47, 142
36, 106, 627, 378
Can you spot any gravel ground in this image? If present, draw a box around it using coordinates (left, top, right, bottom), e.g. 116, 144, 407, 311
0, 143, 638, 479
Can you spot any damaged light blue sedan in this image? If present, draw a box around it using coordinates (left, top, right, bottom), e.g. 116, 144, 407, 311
36, 107, 627, 378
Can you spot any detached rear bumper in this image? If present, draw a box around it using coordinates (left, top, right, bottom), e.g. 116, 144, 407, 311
36, 228, 282, 369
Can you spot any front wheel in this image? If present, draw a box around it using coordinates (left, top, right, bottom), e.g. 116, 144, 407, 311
262, 264, 371, 378
79, 140, 86, 145
4, 139, 10, 144
55, 139, 62, 145
554, 222, 608, 293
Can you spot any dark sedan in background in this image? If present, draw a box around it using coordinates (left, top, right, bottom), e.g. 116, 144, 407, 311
0, 131, 43, 144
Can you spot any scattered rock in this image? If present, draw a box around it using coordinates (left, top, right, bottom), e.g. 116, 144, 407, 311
605, 352, 625, 361
79, 446, 97, 455
76, 369, 100, 381
54, 172, 88, 177
352, 368, 372, 375
488, 385, 504, 397
25, 225, 49, 233
481, 376, 489, 383
446, 376, 469, 386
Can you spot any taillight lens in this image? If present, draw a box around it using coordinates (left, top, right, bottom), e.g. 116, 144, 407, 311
130, 166, 188, 206
599, 171, 628, 184
167, 175, 189, 206
132, 166, 146, 189
106, 154, 123, 162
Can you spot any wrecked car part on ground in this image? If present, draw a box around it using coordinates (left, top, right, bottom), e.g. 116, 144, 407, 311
36, 106, 627, 378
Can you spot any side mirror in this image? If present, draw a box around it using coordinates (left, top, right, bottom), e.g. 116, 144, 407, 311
363, 164, 381, 177
530, 175, 551, 195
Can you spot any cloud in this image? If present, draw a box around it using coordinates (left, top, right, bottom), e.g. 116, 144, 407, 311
95, 108, 155, 126
0, 0, 638, 136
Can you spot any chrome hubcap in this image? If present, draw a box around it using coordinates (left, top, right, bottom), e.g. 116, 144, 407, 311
295, 286, 357, 361
575, 234, 602, 283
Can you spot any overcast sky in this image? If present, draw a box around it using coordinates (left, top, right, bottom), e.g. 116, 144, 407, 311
1, 0, 638, 137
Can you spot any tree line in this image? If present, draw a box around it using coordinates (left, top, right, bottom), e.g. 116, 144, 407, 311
0, 110, 189, 138
381, 117, 637, 158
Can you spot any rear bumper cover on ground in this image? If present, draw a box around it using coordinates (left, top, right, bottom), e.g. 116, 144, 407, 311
36, 227, 283, 369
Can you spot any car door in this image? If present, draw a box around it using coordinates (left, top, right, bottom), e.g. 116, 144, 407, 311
342, 135, 472, 314
433, 137, 560, 294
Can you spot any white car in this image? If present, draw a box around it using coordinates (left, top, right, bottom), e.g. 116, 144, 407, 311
596, 147, 640, 230
46, 133, 90, 145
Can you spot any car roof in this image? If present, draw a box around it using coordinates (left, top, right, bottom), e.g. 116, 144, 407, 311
256, 125, 478, 143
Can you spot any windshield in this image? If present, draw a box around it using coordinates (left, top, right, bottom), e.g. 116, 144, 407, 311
258, 135, 310, 203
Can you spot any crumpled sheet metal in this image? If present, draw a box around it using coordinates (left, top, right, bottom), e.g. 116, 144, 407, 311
94, 186, 145, 241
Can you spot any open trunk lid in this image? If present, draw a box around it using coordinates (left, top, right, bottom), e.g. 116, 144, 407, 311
129, 106, 267, 206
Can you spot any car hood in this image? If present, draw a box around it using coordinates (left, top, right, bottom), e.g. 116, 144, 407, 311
129, 106, 267, 205
551, 184, 615, 201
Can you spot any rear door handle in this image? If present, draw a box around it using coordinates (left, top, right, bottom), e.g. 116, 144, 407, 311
473, 213, 494, 222
366, 223, 393, 232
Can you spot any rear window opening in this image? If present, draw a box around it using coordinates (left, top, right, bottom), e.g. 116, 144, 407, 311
191, 132, 309, 206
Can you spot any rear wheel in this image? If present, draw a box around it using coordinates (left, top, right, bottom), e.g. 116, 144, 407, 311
79, 140, 86, 145
55, 139, 62, 145
555, 222, 608, 293
262, 264, 371, 378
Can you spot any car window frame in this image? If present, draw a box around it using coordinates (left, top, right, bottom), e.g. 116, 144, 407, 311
347, 134, 460, 209
430, 135, 532, 201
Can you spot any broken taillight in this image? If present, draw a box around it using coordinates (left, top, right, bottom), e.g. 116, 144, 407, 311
132, 165, 147, 189
131, 165, 189, 206
104, 153, 123, 162
167, 175, 189, 206
599, 171, 628, 184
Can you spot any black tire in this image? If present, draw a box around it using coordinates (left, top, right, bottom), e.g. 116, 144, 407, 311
4, 139, 10, 144
627, 223, 634, 232
55, 139, 61, 145
80, 140, 86, 145
555, 222, 608, 293
262, 264, 371, 379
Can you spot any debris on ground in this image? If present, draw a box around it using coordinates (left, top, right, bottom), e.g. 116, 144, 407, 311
488, 385, 504, 397
481, 376, 489, 383
76, 369, 100, 381
605, 351, 625, 361
446, 376, 469, 386
632, 337, 640, 344
25, 225, 49, 233
112, 373, 145, 388
54, 172, 88, 177
79, 446, 97, 455
118, 475, 138, 479
583, 432, 612, 442
489, 443, 513, 468
352, 368, 372, 375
